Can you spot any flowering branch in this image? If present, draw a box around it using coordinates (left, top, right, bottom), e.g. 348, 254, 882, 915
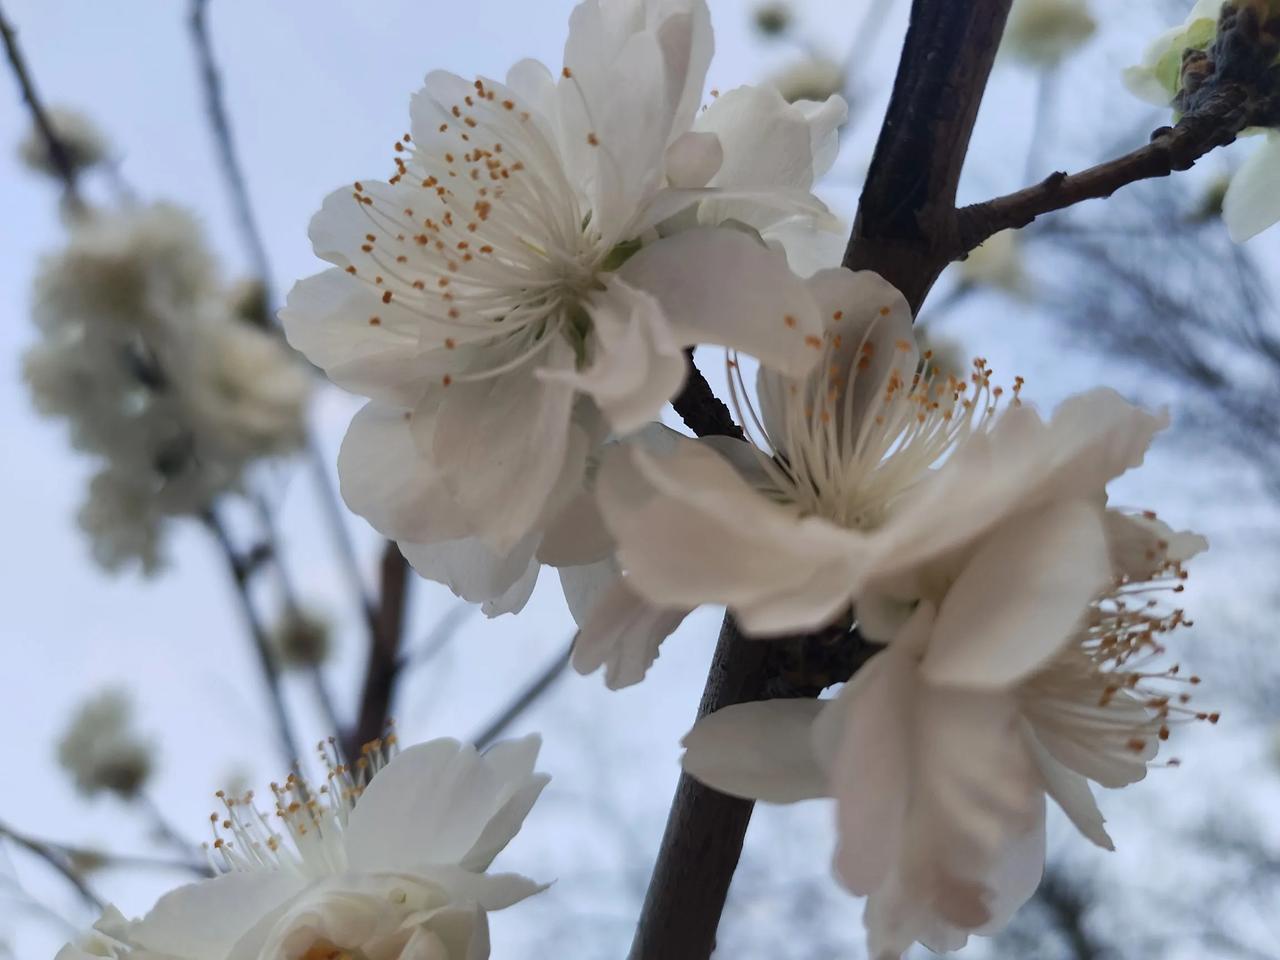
670, 350, 745, 441
0, 2, 83, 210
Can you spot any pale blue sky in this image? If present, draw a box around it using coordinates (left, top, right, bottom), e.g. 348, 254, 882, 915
2, 1, 1277, 958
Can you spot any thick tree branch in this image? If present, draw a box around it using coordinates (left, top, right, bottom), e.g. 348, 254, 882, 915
0, 2, 84, 210
635, 3, 1018, 956
843, 0, 1014, 311
628, 617, 771, 960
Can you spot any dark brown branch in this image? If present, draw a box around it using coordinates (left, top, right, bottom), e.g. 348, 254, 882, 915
957, 86, 1256, 252
470, 640, 573, 750
347, 542, 411, 757
843, 0, 1014, 312
670, 349, 745, 441
628, 617, 771, 960
0, 2, 85, 210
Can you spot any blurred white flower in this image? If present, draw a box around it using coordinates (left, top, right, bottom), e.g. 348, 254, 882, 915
114, 735, 549, 960
682, 514, 1207, 958
18, 106, 109, 178
753, 1, 792, 36
769, 57, 845, 104
286, 0, 846, 610
57, 689, 153, 800
956, 229, 1032, 298
25, 203, 310, 573
1002, 0, 1097, 67
1125, 0, 1280, 241
268, 606, 333, 669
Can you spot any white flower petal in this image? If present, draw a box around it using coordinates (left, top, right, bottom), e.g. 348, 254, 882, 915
665, 130, 723, 188
132, 873, 306, 960
345, 737, 546, 874
866, 388, 1165, 588
922, 499, 1111, 690
618, 227, 827, 378
819, 645, 913, 894
460, 735, 552, 871
562, 562, 690, 689
281, 268, 428, 406
338, 402, 470, 544
542, 281, 686, 434
429, 340, 580, 552
597, 437, 858, 634
1223, 132, 1280, 242
1105, 509, 1208, 581
681, 699, 830, 803
695, 84, 846, 232
401, 533, 541, 616
1027, 731, 1114, 850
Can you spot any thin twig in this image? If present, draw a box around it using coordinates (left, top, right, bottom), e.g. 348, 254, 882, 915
0, 2, 85, 211
188, 0, 273, 298
957, 88, 1256, 253
187, 0, 377, 627
470, 640, 573, 750
0, 820, 103, 912
203, 509, 303, 766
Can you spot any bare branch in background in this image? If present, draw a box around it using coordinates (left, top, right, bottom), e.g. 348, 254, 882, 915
0, 820, 104, 913
0, 3, 84, 210
471, 640, 574, 751
187, 0, 380, 632
203, 509, 303, 766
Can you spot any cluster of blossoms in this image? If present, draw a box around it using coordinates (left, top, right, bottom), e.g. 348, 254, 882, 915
57, 689, 154, 801
53, 1, 1223, 957
23, 198, 311, 573
57, 734, 550, 960
1127, 0, 1280, 241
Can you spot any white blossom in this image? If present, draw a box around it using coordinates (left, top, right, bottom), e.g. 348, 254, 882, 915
1001, 0, 1097, 67
682, 511, 1208, 957
1124, 0, 1280, 241
107, 735, 550, 960
286, 0, 847, 611
18, 106, 110, 178
57, 689, 153, 799
956, 229, 1031, 298
768, 58, 845, 104
25, 203, 310, 573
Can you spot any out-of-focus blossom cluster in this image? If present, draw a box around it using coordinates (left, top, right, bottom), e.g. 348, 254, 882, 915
23, 199, 310, 573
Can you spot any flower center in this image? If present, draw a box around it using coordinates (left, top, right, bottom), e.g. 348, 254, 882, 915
298, 943, 362, 960
1022, 532, 1217, 764
728, 322, 1021, 530
205, 734, 396, 878
345, 76, 625, 386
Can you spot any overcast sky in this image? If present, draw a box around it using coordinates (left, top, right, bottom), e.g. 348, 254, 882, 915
3, 2, 1278, 958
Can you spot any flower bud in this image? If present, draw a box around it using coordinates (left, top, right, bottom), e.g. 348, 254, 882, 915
18, 106, 109, 179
